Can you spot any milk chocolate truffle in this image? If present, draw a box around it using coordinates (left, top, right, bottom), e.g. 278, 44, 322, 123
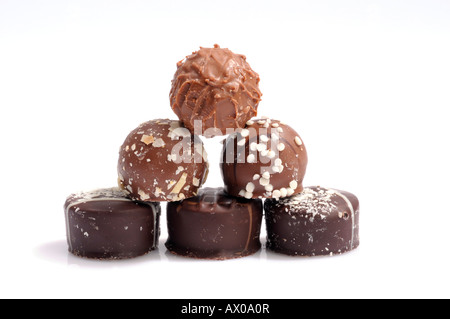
64, 188, 161, 260
169, 45, 262, 136
166, 188, 263, 260
264, 186, 360, 256
118, 119, 209, 202
221, 118, 307, 199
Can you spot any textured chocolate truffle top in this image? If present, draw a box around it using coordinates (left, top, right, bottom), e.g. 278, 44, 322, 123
118, 119, 209, 202
170, 45, 262, 136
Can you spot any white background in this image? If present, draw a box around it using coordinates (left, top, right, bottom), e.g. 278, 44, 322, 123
1, 0, 449, 299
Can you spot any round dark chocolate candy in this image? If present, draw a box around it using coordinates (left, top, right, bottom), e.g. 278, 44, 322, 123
165, 187, 263, 260
221, 118, 308, 200
264, 186, 360, 256
118, 119, 209, 202
169, 44, 262, 136
64, 188, 161, 260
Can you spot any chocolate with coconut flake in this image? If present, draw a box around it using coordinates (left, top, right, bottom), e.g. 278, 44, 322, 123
264, 186, 360, 256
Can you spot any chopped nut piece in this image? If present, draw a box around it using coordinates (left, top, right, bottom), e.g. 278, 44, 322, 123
193, 177, 200, 187
171, 173, 188, 194
141, 135, 155, 145
153, 138, 166, 148
138, 189, 150, 200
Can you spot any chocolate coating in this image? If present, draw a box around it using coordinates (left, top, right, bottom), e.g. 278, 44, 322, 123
64, 188, 161, 260
169, 45, 262, 136
264, 186, 360, 256
118, 119, 209, 202
165, 187, 263, 260
221, 118, 307, 199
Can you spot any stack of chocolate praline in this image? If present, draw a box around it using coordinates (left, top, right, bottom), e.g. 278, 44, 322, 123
64, 45, 359, 260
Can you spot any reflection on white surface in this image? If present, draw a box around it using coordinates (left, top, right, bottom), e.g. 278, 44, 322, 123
33, 237, 356, 268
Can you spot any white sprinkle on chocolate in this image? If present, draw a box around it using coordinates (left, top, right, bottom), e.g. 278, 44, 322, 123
290, 181, 298, 190
260, 177, 270, 186
241, 129, 250, 137
275, 158, 283, 167
295, 136, 303, 146
273, 190, 282, 199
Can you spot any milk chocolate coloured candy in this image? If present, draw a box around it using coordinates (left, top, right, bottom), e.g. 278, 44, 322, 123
64, 188, 161, 260
221, 118, 307, 200
118, 119, 209, 202
166, 188, 263, 260
169, 45, 262, 136
264, 186, 360, 256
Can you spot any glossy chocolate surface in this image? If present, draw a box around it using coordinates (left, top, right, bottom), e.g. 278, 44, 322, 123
118, 119, 209, 202
221, 118, 307, 200
170, 45, 262, 136
264, 186, 360, 256
166, 187, 263, 260
64, 188, 161, 260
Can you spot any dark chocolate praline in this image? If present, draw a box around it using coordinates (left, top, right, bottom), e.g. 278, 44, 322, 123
64, 188, 161, 260
165, 187, 263, 260
264, 186, 360, 256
